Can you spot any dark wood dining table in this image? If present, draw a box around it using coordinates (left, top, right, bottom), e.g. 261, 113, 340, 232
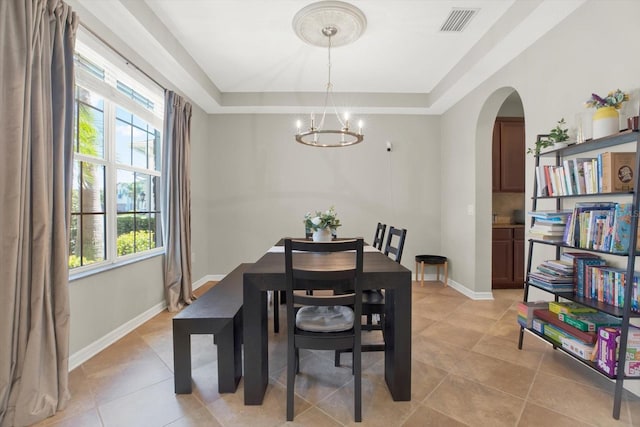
242, 239, 412, 405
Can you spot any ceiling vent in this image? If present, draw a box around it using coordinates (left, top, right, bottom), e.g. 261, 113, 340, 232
440, 8, 478, 32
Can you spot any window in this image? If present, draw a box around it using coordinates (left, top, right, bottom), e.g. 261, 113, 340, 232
70, 31, 164, 272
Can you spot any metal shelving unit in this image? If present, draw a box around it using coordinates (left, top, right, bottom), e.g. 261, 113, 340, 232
519, 130, 640, 419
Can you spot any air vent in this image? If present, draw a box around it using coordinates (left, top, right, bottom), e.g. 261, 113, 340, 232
440, 8, 478, 32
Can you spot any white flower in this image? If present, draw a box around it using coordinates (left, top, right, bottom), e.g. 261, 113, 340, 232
311, 217, 321, 226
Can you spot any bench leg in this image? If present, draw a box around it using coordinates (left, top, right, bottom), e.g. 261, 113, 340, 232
173, 321, 192, 394
216, 313, 242, 393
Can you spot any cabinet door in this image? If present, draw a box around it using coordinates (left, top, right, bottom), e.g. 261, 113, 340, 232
513, 228, 525, 286
499, 120, 525, 192
492, 229, 514, 284
492, 122, 501, 192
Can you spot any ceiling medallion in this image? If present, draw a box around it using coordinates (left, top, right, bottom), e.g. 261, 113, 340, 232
293, 1, 366, 147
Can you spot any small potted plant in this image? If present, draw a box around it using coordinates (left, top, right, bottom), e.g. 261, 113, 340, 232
304, 206, 341, 241
527, 118, 570, 154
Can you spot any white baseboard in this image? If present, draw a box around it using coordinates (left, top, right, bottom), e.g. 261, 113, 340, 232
445, 277, 494, 300
192, 274, 221, 290
69, 300, 167, 370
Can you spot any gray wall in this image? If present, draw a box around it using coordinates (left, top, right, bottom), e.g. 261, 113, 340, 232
203, 113, 442, 274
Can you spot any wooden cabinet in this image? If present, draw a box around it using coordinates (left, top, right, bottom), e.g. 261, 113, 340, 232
492, 118, 525, 192
492, 227, 524, 289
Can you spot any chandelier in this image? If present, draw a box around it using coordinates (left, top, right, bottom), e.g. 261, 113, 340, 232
293, 1, 366, 147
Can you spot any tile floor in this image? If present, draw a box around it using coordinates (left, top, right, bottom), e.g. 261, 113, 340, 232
31, 281, 640, 427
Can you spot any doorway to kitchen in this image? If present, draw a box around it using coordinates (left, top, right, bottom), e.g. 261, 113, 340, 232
491, 91, 526, 289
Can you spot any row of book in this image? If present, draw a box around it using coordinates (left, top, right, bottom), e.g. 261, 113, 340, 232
518, 301, 640, 377
528, 252, 640, 313
529, 203, 640, 254
534, 152, 635, 197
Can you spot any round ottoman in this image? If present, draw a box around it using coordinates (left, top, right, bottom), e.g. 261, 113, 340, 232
415, 255, 448, 286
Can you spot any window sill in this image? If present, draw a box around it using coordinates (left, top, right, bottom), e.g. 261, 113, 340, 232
69, 248, 164, 282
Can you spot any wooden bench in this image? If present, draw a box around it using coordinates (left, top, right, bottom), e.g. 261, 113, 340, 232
172, 263, 251, 394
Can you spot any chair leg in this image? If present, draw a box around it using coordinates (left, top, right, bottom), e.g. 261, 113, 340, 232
273, 291, 279, 333
287, 348, 295, 421
354, 344, 362, 422
444, 261, 448, 286
334, 350, 341, 366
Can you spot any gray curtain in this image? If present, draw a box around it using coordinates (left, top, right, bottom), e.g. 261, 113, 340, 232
0, 0, 77, 426
162, 91, 193, 312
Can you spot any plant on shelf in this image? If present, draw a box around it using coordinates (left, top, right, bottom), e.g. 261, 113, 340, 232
527, 118, 570, 154
304, 206, 341, 231
585, 89, 629, 110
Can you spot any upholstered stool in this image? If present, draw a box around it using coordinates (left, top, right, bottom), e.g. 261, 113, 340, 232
415, 255, 448, 286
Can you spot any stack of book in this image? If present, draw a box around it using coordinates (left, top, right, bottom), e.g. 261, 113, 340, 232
516, 301, 549, 328
528, 210, 572, 242
533, 302, 600, 360
528, 259, 574, 292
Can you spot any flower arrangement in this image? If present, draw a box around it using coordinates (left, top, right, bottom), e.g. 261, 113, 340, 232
304, 206, 341, 231
585, 89, 629, 110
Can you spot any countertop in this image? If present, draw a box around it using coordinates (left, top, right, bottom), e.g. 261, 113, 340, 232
492, 223, 525, 229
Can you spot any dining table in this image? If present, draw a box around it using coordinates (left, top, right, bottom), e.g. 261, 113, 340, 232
242, 238, 412, 405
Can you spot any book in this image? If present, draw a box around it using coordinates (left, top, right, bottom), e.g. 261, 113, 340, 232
610, 203, 640, 254
572, 157, 595, 195
533, 309, 597, 344
557, 311, 621, 332
561, 336, 595, 360
600, 152, 635, 193
575, 258, 606, 298
548, 301, 597, 314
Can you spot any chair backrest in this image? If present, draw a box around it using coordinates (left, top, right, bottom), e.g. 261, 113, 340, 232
384, 226, 407, 263
373, 222, 386, 250
284, 238, 364, 317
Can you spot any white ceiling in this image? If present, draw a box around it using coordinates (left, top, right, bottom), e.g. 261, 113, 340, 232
69, 0, 586, 114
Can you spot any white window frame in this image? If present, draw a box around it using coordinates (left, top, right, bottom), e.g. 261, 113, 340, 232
70, 29, 164, 280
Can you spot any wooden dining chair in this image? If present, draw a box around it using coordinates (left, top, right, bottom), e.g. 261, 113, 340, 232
285, 238, 364, 422
336, 227, 407, 365
373, 222, 386, 250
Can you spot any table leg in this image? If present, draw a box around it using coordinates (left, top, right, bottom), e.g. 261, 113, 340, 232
173, 321, 192, 394
243, 280, 269, 404
384, 283, 411, 401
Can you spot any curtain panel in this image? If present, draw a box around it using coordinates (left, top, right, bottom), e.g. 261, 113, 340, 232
0, 0, 77, 426
161, 91, 193, 312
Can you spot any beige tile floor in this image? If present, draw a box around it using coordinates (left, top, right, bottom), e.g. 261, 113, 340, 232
31, 281, 640, 427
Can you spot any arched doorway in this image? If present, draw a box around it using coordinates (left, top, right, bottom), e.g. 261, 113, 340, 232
473, 87, 525, 296
491, 92, 526, 289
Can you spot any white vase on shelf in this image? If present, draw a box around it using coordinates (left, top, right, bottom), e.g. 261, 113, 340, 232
592, 106, 620, 139
312, 227, 332, 242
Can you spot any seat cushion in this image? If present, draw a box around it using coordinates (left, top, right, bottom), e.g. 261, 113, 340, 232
295, 305, 354, 332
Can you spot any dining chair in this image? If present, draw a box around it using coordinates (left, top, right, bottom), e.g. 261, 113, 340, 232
285, 238, 364, 422
373, 222, 386, 250
336, 227, 407, 365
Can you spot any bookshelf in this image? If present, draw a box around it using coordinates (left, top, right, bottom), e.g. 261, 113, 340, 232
519, 129, 640, 420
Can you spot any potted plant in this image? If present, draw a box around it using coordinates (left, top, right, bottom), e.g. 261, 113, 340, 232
527, 118, 570, 154
304, 206, 341, 241
586, 89, 629, 139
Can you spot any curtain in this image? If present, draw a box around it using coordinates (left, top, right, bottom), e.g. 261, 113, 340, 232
0, 0, 77, 426
162, 91, 193, 312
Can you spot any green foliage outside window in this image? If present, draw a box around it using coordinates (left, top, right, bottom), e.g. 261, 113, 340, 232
117, 230, 155, 256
